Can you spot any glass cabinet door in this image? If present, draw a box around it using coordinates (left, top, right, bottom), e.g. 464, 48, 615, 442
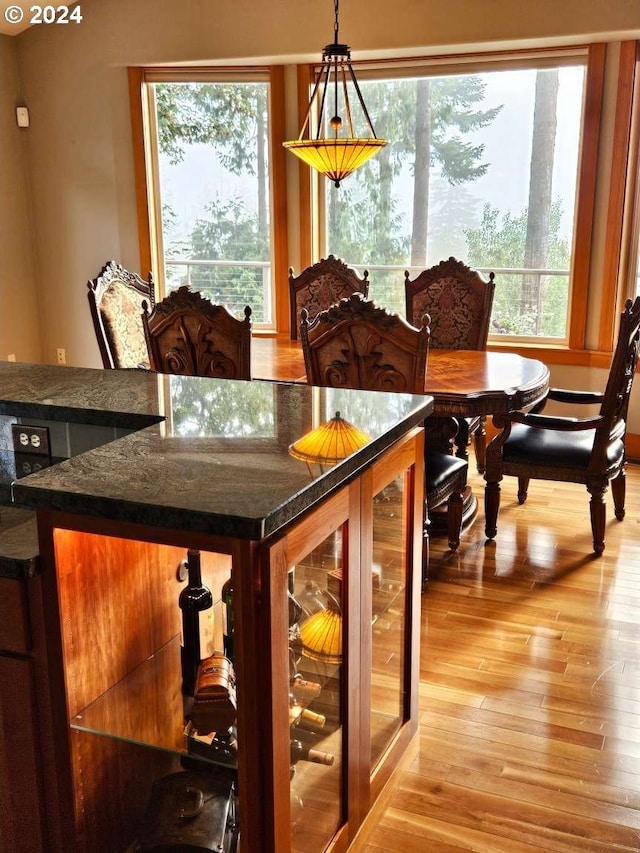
370, 472, 409, 769
287, 526, 345, 852
270, 431, 422, 853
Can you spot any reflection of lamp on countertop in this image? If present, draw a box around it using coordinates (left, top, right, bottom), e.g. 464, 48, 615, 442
288, 411, 371, 476
299, 589, 342, 665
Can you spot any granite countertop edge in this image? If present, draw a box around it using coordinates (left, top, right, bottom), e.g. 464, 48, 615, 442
11, 408, 432, 542
0, 362, 433, 578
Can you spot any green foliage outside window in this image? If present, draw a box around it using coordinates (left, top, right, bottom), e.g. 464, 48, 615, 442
465, 201, 571, 337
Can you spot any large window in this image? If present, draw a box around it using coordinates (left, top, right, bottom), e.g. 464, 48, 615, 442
322, 54, 587, 342
143, 71, 275, 328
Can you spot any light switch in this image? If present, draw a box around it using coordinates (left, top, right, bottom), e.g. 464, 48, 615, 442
16, 107, 29, 128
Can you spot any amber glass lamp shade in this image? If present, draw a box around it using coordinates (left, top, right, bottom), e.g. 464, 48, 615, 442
288, 412, 371, 467
283, 138, 387, 188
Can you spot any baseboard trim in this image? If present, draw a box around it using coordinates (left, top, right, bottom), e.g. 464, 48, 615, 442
626, 433, 640, 463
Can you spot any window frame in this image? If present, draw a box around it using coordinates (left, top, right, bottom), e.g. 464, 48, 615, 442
295, 44, 607, 363
129, 65, 289, 334
128, 43, 632, 359
616, 43, 640, 304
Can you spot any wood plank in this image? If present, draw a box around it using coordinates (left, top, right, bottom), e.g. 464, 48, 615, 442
356, 457, 640, 852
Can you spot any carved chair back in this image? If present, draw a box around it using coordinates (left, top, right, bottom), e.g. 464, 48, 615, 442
405, 257, 496, 472
142, 286, 252, 380
289, 255, 370, 340
87, 260, 155, 369
591, 296, 640, 470
301, 293, 467, 559
300, 293, 429, 394
404, 257, 495, 350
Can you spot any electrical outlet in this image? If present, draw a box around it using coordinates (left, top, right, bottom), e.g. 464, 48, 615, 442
11, 424, 51, 457
7, 354, 16, 362
56, 348, 66, 365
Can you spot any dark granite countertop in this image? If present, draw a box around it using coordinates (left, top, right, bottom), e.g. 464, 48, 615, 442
3, 364, 433, 564
0, 507, 39, 579
0, 362, 163, 428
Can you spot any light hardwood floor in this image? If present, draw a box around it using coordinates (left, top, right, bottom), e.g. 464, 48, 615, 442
359, 458, 640, 852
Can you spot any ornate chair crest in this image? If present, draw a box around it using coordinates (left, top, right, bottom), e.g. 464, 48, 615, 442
142, 286, 252, 380
289, 255, 369, 340
300, 293, 429, 394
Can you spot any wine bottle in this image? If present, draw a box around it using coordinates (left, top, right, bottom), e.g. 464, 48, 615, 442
221, 569, 235, 663
288, 590, 303, 628
179, 549, 213, 696
290, 739, 335, 766
297, 708, 326, 730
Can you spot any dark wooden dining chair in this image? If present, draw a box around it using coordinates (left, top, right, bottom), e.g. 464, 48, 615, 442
484, 296, 640, 556
142, 285, 252, 379
404, 257, 496, 472
300, 292, 468, 570
87, 260, 155, 369
289, 254, 369, 340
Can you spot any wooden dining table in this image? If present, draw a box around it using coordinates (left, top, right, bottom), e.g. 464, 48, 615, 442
251, 336, 551, 535
251, 336, 550, 419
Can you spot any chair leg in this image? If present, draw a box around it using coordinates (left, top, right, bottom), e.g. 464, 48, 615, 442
517, 477, 529, 504
454, 418, 470, 463
447, 490, 463, 551
484, 480, 500, 540
587, 482, 607, 556
473, 418, 487, 474
611, 468, 626, 520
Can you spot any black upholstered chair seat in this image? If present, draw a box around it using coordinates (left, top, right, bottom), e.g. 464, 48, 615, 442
503, 424, 624, 476
425, 451, 468, 509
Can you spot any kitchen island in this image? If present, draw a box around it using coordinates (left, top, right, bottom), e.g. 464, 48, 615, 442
0, 363, 432, 853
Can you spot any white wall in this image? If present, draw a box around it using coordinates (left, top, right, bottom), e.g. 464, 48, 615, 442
0, 34, 42, 363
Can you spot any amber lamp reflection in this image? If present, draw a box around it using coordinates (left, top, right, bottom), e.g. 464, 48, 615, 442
299, 604, 342, 665
288, 411, 371, 475
299, 581, 343, 665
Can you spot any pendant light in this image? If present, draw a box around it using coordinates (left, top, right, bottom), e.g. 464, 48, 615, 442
283, 0, 388, 187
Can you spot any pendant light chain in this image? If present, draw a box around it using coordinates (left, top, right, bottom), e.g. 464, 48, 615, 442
334, 0, 340, 44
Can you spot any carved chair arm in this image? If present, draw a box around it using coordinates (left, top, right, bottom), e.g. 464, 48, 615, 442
508, 410, 604, 432
547, 387, 604, 405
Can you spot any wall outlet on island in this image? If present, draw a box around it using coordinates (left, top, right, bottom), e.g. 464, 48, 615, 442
56, 348, 66, 365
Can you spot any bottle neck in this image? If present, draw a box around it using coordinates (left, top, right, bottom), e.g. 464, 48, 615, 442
187, 549, 202, 586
